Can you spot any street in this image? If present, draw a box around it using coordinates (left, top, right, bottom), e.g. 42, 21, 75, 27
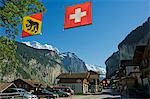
58, 89, 121, 99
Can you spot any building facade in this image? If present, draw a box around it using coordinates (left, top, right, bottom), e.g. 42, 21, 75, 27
57, 73, 89, 94
57, 71, 100, 94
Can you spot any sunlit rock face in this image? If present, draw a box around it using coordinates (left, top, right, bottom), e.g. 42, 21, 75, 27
61, 52, 88, 73
0, 41, 89, 83
14, 42, 63, 84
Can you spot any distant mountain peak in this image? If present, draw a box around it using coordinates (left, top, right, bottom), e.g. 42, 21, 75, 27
23, 41, 59, 53
61, 52, 87, 73
60, 52, 78, 58
86, 64, 106, 75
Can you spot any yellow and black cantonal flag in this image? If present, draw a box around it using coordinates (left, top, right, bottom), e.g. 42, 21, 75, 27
22, 13, 42, 38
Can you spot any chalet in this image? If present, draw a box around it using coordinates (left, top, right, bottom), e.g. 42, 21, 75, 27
13, 79, 41, 92
113, 60, 141, 93
88, 70, 100, 92
116, 43, 149, 97
120, 60, 141, 83
132, 45, 147, 85
140, 39, 150, 86
57, 72, 90, 94
0, 83, 16, 93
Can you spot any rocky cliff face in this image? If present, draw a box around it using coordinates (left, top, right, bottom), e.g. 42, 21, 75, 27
118, 18, 150, 60
105, 17, 150, 78
15, 42, 63, 84
0, 41, 89, 83
105, 51, 120, 78
61, 52, 88, 73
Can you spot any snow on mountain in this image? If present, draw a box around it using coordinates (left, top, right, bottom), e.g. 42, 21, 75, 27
86, 64, 106, 78
61, 52, 88, 73
23, 41, 59, 53
60, 52, 78, 58
22, 41, 105, 77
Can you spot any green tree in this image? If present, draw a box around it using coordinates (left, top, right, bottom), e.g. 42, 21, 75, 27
0, 0, 46, 39
0, 0, 46, 80
0, 37, 18, 75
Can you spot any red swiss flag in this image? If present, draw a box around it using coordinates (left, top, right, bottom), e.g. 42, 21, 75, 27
64, 2, 92, 29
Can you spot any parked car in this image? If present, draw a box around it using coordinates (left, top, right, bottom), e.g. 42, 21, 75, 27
47, 88, 71, 97
52, 86, 74, 95
5, 88, 38, 99
32, 88, 57, 99
42, 88, 59, 98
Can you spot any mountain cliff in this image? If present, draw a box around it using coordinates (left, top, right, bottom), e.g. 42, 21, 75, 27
0, 41, 90, 84
61, 52, 88, 73
0, 42, 64, 84
118, 17, 150, 60
105, 17, 150, 78
105, 51, 120, 78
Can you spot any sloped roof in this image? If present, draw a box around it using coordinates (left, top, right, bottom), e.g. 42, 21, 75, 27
88, 70, 100, 75
22, 79, 39, 87
13, 79, 40, 88
57, 73, 90, 79
0, 83, 15, 93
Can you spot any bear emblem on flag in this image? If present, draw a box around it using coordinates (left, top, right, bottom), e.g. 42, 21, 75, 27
22, 13, 42, 38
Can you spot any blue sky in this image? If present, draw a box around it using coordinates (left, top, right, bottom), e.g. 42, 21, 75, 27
1, 0, 149, 68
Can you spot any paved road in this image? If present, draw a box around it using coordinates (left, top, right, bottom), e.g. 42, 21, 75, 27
58, 95, 120, 99
58, 89, 121, 99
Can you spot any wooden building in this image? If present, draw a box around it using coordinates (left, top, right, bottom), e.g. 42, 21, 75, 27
117, 42, 149, 97
13, 79, 41, 92
88, 70, 100, 92
114, 60, 141, 93
57, 73, 89, 94
0, 83, 16, 93
132, 45, 147, 86
140, 39, 150, 86
57, 71, 100, 94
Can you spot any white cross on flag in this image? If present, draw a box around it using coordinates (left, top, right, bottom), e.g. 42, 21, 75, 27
64, 2, 92, 29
